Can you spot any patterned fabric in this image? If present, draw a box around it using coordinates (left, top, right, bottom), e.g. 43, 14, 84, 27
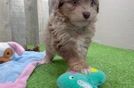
0, 51, 45, 88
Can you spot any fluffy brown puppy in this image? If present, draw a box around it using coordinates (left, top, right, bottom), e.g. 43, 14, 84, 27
45, 0, 99, 73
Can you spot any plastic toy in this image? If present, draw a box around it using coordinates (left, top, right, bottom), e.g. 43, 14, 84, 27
57, 68, 106, 88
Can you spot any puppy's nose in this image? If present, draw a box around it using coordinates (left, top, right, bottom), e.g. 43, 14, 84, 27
82, 12, 90, 19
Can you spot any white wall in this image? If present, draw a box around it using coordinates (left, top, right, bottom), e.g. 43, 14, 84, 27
94, 0, 134, 50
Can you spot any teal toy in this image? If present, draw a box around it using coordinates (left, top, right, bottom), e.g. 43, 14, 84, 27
57, 68, 106, 88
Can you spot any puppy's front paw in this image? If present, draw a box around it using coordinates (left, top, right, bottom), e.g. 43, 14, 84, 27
44, 56, 53, 64
70, 64, 90, 74
44, 58, 52, 64
81, 67, 91, 74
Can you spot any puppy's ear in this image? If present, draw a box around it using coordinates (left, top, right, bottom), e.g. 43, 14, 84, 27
55, 0, 64, 10
94, 0, 99, 13
96, 0, 99, 13
49, 0, 61, 13
91, 0, 99, 13
51, 0, 62, 10
58, 0, 64, 8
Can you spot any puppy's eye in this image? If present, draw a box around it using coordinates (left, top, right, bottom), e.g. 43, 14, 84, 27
70, 0, 80, 5
73, 1, 77, 5
91, 0, 96, 6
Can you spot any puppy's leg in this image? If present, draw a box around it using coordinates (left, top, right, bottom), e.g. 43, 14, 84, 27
44, 34, 55, 64
55, 39, 89, 73
44, 50, 55, 64
78, 45, 90, 73
78, 39, 92, 73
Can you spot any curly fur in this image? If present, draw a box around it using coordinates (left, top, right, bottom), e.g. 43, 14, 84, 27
45, 0, 99, 72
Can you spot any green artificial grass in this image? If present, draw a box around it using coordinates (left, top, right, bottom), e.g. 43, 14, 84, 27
27, 43, 134, 88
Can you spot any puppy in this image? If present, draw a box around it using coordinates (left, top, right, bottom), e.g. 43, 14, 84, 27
44, 0, 99, 73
